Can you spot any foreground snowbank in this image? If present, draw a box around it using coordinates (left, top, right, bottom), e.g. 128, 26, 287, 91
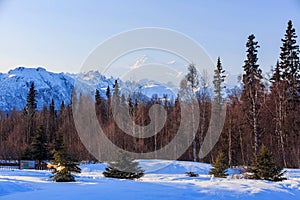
0, 160, 299, 200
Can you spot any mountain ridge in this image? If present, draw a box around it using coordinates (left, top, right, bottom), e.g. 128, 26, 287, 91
0, 67, 179, 111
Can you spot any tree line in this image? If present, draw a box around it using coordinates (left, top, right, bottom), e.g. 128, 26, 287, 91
0, 20, 299, 168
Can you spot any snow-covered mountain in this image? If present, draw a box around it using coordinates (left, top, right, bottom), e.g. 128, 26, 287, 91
0, 67, 74, 111
0, 67, 178, 111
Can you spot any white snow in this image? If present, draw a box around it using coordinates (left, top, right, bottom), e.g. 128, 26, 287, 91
8, 74, 16, 78
0, 160, 299, 200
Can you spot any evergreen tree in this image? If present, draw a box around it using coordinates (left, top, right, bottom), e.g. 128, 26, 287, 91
112, 80, 121, 108
95, 89, 102, 106
103, 151, 144, 179
249, 145, 286, 182
21, 147, 32, 161
213, 57, 226, 106
24, 125, 49, 163
26, 82, 37, 116
51, 138, 81, 182
106, 86, 111, 120
212, 57, 228, 164
275, 20, 300, 167
241, 34, 264, 155
113, 80, 120, 97
60, 100, 65, 111
95, 89, 103, 118
25, 82, 37, 143
50, 98, 55, 116
280, 20, 300, 100
209, 151, 229, 178
270, 61, 282, 84
54, 131, 64, 152
48, 98, 57, 143
106, 86, 111, 99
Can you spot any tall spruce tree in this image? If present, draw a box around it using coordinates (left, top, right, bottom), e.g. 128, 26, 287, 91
106, 86, 111, 99
26, 82, 37, 115
212, 57, 227, 163
280, 20, 300, 100
213, 57, 226, 106
25, 82, 37, 143
95, 89, 102, 106
241, 34, 264, 155
95, 89, 102, 117
276, 20, 300, 167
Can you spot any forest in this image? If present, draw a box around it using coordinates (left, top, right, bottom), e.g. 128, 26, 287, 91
0, 20, 299, 168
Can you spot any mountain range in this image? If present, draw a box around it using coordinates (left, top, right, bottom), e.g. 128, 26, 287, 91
0, 67, 179, 111
0, 66, 241, 111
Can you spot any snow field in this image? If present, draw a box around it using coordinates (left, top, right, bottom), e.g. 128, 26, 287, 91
0, 160, 299, 200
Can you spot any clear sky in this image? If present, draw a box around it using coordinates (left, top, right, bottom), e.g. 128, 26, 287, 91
0, 0, 299, 75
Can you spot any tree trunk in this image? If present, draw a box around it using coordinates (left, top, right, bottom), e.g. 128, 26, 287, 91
278, 98, 287, 168
239, 126, 245, 166
228, 118, 232, 166
192, 101, 197, 162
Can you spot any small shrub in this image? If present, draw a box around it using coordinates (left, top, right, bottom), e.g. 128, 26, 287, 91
51, 148, 81, 182
103, 151, 144, 180
209, 151, 229, 178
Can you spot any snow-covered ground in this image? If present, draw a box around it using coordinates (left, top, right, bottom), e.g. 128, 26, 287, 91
0, 160, 299, 200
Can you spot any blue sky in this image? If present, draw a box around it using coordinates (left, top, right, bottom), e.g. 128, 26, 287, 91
0, 0, 299, 75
